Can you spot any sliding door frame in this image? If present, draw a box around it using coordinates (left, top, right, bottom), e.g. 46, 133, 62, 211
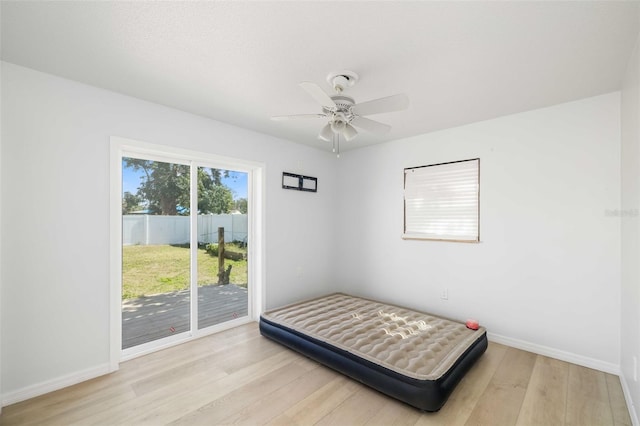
109, 136, 265, 370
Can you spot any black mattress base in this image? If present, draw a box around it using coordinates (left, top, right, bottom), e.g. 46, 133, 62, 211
260, 317, 488, 412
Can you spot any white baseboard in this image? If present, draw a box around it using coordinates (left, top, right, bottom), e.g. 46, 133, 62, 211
621, 374, 640, 426
2, 363, 111, 407
487, 332, 620, 375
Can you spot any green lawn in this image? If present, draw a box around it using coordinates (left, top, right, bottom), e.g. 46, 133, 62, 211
122, 244, 247, 300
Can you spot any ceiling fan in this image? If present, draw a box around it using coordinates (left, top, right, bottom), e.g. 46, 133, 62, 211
272, 70, 409, 156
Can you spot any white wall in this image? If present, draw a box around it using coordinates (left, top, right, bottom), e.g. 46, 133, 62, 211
336, 93, 621, 370
621, 24, 640, 424
0, 62, 338, 401
0, 20, 3, 411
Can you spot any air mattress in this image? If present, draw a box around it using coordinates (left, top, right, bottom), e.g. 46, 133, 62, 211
259, 293, 487, 411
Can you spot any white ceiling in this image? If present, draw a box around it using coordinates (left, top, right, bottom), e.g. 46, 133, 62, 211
2, 1, 638, 152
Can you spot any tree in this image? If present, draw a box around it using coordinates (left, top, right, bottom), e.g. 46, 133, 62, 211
122, 191, 143, 214
197, 168, 234, 214
123, 159, 234, 215
206, 168, 230, 186
234, 198, 248, 214
124, 158, 189, 215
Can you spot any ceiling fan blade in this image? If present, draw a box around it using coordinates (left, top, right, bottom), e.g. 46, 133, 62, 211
271, 113, 326, 121
299, 82, 337, 109
343, 123, 358, 141
351, 116, 391, 134
351, 93, 409, 116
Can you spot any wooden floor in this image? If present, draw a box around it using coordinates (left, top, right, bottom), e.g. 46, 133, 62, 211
122, 284, 248, 349
1, 323, 631, 426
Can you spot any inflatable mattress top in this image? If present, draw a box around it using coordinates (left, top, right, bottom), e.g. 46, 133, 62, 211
261, 293, 486, 381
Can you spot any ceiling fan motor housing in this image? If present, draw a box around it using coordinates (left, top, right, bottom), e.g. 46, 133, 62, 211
324, 95, 355, 126
327, 70, 359, 93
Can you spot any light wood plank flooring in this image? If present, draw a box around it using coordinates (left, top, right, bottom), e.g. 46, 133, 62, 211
0, 323, 631, 426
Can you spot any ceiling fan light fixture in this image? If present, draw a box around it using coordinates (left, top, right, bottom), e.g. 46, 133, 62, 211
343, 123, 358, 141
331, 119, 346, 134
318, 123, 333, 141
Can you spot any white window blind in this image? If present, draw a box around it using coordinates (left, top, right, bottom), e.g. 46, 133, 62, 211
403, 159, 479, 242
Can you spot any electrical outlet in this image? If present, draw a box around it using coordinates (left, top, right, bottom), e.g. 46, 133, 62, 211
440, 288, 448, 300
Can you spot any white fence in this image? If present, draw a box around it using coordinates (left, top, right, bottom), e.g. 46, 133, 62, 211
123, 214, 248, 246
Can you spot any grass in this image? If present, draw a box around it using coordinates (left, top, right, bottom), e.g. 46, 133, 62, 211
122, 244, 248, 300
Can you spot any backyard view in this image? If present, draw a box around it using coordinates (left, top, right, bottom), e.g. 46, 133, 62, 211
122, 243, 248, 300
122, 157, 249, 350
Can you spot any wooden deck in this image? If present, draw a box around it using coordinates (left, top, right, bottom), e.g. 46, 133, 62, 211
122, 283, 248, 349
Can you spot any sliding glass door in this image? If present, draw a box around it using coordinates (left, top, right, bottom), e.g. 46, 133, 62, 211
121, 154, 250, 352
